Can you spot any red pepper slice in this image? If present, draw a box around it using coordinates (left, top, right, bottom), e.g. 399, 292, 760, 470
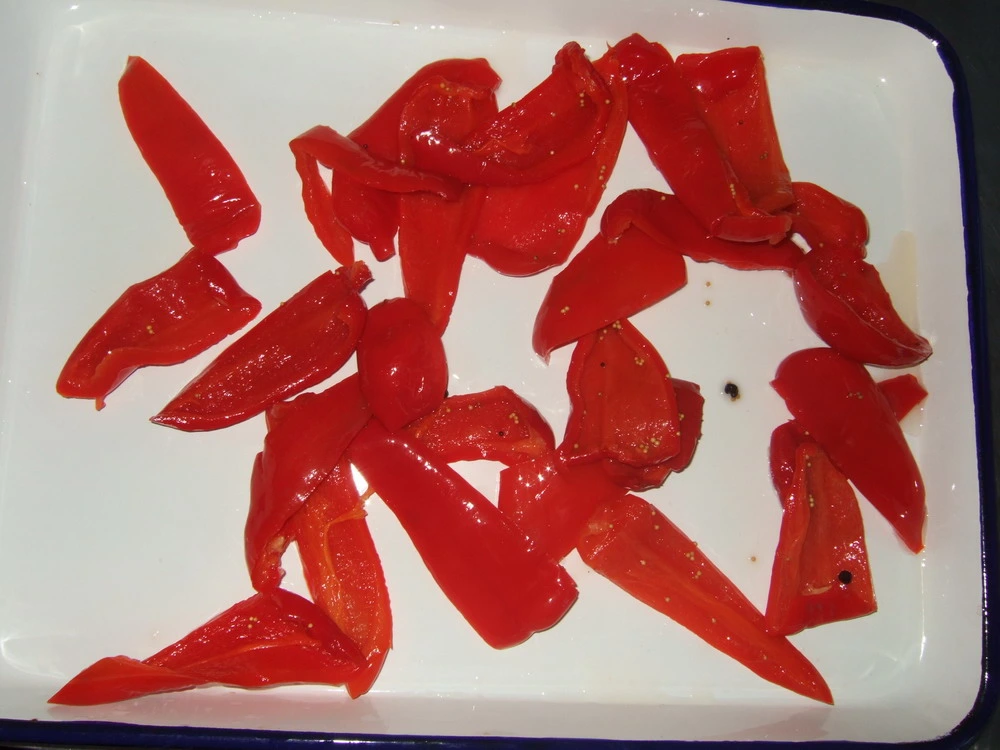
347, 420, 578, 649
532, 226, 687, 360
119, 57, 261, 256
792, 244, 932, 367
330, 173, 400, 262
405, 385, 555, 466
600, 378, 705, 491
356, 297, 449, 431
562, 319, 681, 467
578, 493, 833, 704
611, 34, 791, 244
57, 249, 261, 410
765, 423, 876, 635
467, 51, 628, 277
600, 189, 804, 272
498, 452, 627, 562
289, 461, 391, 698
877, 373, 928, 421
406, 42, 613, 186
49, 589, 364, 705
674, 46, 794, 213
245, 375, 371, 591
788, 182, 869, 256
152, 261, 372, 431
772, 348, 926, 552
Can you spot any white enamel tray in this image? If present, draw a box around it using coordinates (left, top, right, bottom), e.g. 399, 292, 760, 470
0, 0, 989, 746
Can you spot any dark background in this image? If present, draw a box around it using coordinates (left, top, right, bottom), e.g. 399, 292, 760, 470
864, 1, 1000, 747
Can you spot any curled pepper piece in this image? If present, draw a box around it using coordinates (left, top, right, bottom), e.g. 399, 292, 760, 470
600, 189, 804, 272
357, 297, 449, 431
772, 348, 926, 552
765, 422, 877, 636
289, 461, 391, 698
611, 34, 791, 244
49, 589, 364, 706
405, 385, 555, 466
532, 226, 687, 360
793, 244, 932, 368
348, 420, 578, 649
152, 261, 372, 431
788, 182, 869, 257
674, 46, 794, 213
118, 57, 261, 255
57, 249, 261, 410
578, 494, 833, 704
406, 42, 613, 186
561, 319, 681, 467
245, 375, 371, 591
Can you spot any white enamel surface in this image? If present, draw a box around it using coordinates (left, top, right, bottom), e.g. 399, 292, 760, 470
0, 0, 983, 744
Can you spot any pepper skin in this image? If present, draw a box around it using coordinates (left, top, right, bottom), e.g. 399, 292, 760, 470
877, 373, 928, 421
578, 493, 833, 704
348, 420, 578, 649
152, 261, 372, 431
771, 348, 926, 552
119, 57, 261, 255
57, 249, 261, 409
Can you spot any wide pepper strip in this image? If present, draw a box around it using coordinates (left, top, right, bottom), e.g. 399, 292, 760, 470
289, 461, 391, 699
600, 189, 804, 272
765, 421, 876, 636
49, 589, 364, 706
152, 261, 372, 431
466, 49, 628, 277
406, 42, 614, 187
532, 225, 687, 360
347, 420, 578, 649
611, 34, 791, 244
405, 385, 555, 466
772, 347, 926, 553
561, 318, 682, 467
674, 46, 795, 213
119, 57, 261, 256
578, 493, 833, 704
245, 374, 371, 591
356, 297, 449, 431
57, 249, 261, 409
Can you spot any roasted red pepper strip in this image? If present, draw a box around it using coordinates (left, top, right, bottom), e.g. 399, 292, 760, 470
397, 77, 499, 331
357, 297, 449, 431
793, 244, 932, 367
467, 51, 628, 277
498, 452, 626, 562
674, 47, 794, 213
407, 42, 613, 186
245, 375, 371, 591
772, 348, 926, 552
579, 494, 833, 703
330, 173, 400, 262
561, 319, 681, 467
532, 226, 687, 360
765, 423, 876, 635
877, 373, 928, 421
405, 386, 555, 466
49, 589, 364, 706
600, 189, 804, 272
289, 461, 391, 698
57, 249, 261, 409
601, 378, 705, 491
152, 261, 372, 431
347, 420, 578, 649
118, 57, 261, 255
611, 34, 791, 244
788, 182, 869, 257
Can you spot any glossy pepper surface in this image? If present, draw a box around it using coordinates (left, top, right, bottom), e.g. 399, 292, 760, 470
348, 420, 578, 649
152, 261, 372, 431
57, 249, 261, 409
119, 56, 261, 255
